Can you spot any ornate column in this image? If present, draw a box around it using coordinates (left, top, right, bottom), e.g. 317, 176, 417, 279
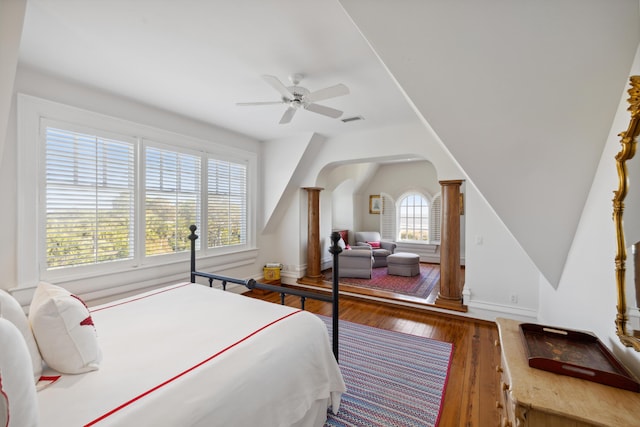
303, 187, 324, 283
435, 180, 467, 311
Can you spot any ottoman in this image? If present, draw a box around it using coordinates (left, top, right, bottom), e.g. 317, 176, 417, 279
387, 252, 420, 277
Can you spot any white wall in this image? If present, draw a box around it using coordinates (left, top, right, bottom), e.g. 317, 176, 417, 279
0, 0, 26, 288
364, 160, 439, 200
331, 179, 356, 238
262, 120, 543, 321
464, 180, 539, 320
360, 160, 439, 232
539, 44, 640, 377
261, 133, 323, 234
0, 0, 26, 163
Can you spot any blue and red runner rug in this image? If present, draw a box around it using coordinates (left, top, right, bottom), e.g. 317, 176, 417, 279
320, 316, 453, 427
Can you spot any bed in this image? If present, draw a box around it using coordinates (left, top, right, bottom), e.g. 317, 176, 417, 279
0, 230, 346, 427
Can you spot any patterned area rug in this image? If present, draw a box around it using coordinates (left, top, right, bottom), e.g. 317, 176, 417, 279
322, 263, 440, 299
320, 315, 453, 427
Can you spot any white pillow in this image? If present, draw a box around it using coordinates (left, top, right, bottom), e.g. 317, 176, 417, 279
0, 317, 39, 427
0, 290, 43, 384
29, 282, 102, 374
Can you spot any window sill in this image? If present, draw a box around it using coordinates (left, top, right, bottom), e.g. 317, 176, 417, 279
12, 248, 259, 307
395, 241, 439, 253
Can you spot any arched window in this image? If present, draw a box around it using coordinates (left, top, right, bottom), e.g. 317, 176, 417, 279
398, 192, 429, 242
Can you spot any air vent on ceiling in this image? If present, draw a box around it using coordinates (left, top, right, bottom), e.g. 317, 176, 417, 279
341, 115, 364, 123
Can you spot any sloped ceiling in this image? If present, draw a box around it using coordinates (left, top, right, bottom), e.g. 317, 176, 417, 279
340, 0, 640, 286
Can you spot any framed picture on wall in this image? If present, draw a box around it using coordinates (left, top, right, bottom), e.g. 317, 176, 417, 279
369, 195, 382, 214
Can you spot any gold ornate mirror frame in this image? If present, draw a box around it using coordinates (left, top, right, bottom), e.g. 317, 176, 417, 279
614, 75, 640, 351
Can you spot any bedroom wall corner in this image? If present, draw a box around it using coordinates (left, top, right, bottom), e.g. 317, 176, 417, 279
0, 0, 26, 164
0, 96, 19, 291
0, 0, 26, 291
538, 41, 640, 378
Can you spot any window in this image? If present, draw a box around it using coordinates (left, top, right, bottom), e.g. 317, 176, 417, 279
44, 126, 135, 269
398, 192, 429, 242
18, 94, 256, 288
145, 146, 201, 256
207, 158, 247, 248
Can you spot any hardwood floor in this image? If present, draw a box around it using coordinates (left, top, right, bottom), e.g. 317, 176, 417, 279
245, 290, 501, 427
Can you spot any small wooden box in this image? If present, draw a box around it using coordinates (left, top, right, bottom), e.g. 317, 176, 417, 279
263, 267, 281, 280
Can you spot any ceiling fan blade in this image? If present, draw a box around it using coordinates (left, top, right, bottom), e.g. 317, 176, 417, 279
306, 83, 349, 103
263, 75, 294, 100
305, 103, 343, 119
236, 101, 284, 106
279, 106, 297, 124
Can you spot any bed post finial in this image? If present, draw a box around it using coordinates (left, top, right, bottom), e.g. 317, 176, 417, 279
189, 225, 198, 283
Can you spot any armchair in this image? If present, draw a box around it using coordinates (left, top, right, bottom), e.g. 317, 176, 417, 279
333, 237, 374, 279
354, 231, 396, 268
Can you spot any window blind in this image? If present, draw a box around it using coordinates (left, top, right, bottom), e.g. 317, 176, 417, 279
207, 158, 247, 248
380, 194, 396, 240
45, 127, 135, 269
430, 194, 442, 243
145, 146, 200, 256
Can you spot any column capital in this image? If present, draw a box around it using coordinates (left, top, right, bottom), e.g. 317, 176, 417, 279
438, 179, 464, 186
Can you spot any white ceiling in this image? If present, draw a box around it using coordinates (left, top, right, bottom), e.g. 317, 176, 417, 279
18, 0, 419, 141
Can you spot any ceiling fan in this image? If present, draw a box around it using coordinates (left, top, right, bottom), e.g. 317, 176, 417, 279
237, 74, 349, 124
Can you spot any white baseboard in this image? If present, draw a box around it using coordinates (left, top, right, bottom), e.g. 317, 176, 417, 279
465, 299, 538, 323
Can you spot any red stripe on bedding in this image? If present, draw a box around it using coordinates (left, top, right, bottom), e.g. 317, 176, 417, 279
83, 309, 303, 427
90, 283, 192, 313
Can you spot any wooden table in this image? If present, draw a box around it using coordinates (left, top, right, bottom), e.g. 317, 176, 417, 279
495, 317, 640, 427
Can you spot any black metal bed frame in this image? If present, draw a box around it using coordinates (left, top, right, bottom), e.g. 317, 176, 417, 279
188, 225, 343, 361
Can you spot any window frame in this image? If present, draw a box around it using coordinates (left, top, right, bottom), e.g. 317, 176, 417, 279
205, 156, 248, 250
41, 119, 138, 273
17, 94, 257, 294
396, 191, 432, 244
142, 140, 203, 259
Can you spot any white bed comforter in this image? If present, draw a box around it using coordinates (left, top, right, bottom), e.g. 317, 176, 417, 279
37, 283, 345, 426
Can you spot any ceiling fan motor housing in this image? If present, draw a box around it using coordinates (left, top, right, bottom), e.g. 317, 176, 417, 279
285, 86, 310, 106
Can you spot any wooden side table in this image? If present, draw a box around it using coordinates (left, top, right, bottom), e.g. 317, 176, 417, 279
495, 317, 640, 427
